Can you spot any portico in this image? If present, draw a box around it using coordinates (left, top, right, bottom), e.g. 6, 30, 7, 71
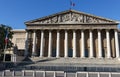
24, 10, 120, 58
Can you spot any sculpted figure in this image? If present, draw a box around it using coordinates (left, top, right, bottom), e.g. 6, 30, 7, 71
77, 15, 83, 23
71, 13, 77, 22
47, 19, 51, 23
71, 13, 83, 23
43, 20, 48, 23
97, 20, 104, 23
39, 21, 43, 24
57, 15, 61, 23
86, 17, 94, 23
51, 16, 58, 23
93, 18, 99, 23
62, 14, 71, 22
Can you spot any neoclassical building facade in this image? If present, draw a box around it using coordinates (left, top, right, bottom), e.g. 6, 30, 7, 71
21, 10, 120, 58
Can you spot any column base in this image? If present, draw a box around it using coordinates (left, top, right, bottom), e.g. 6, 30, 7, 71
89, 57, 94, 59
98, 57, 103, 59
64, 57, 68, 58
39, 56, 43, 58
72, 57, 77, 58
80, 57, 85, 58
106, 57, 112, 59
48, 56, 52, 58
56, 56, 60, 58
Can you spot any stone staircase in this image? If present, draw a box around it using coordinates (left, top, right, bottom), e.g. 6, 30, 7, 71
11, 57, 120, 72
30, 57, 120, 65
1, 57, 120, 72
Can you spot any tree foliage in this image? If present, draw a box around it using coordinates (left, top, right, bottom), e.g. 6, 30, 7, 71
0, 24, 13, 53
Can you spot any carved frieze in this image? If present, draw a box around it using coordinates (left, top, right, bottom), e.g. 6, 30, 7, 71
31, 11, 114, 24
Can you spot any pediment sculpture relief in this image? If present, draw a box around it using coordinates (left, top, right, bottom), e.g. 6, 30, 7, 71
30, 11, 114, 24
71, 13, 83, 22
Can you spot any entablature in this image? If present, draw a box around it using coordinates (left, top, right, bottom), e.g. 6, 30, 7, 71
26, 24, 117, 30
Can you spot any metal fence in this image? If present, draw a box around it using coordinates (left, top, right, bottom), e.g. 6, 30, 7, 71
0, 70, 120, 77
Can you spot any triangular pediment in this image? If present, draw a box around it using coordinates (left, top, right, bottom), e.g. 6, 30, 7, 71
25, 10, 118, 24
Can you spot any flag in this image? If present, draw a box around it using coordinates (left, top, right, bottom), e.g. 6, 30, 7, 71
5, 30, 8, 44
70, 0, 75, 7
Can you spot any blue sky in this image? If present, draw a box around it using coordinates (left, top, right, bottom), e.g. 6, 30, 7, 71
0, 0, 120, 29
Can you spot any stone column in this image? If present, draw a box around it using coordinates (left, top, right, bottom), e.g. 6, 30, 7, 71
64, 30, 68, 57
73, 30, 76, 58
24, 31, 29, 56
98, 30, 102, 58
89, 30, 94, 58
106, 30, 111, 58
115, 30, 120, 58
48, 30, 52, 57
32, 31, 36, 57
56, 30, 60, 58
81, 30, 85, 58
40, 30, 44, 57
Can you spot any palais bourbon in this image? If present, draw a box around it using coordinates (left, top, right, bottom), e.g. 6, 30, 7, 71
23, 10, 119, 58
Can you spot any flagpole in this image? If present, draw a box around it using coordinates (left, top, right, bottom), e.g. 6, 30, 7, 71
69, 0, 75, 10
3, 42, 7, 62
3, 29, 8, 62
70, 0, 72, 10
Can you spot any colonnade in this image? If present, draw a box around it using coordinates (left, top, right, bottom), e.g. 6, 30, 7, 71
24, 29, 120, 58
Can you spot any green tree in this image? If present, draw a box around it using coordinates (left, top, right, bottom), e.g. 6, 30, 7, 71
0, 24, 13, 54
